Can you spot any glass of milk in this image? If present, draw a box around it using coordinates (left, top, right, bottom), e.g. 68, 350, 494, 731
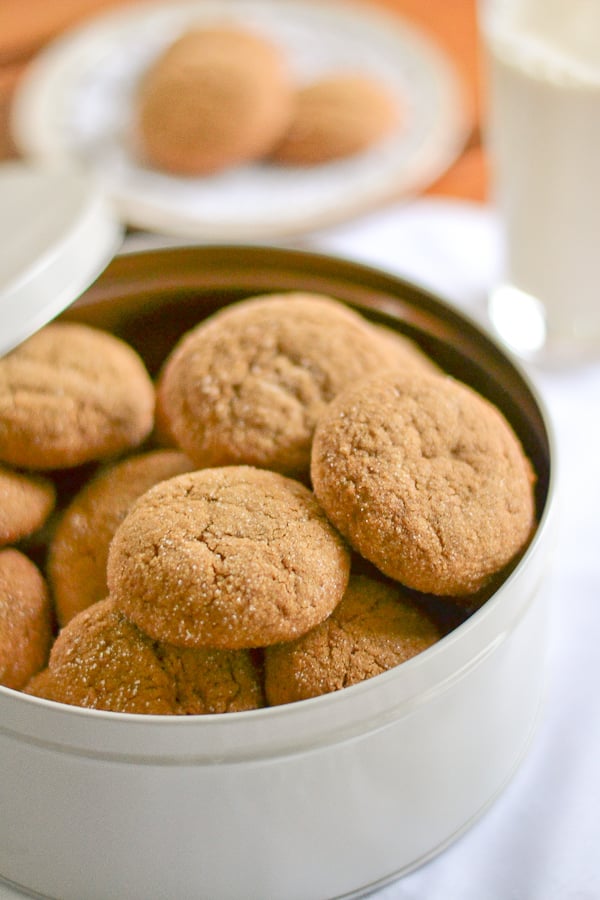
480, 0, 600, 361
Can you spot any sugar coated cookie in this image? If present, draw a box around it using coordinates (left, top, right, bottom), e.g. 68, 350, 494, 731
0, 548, 53, 690
25, 599, 264, 714
156, 292, 416, 475
311, 371, 536, 596
107, 466, 350, 649
48, 450, 195, 625
265, 574, 441, 704
271, 73, 399, 165
0, 323, 155, 470
0, 464, 56, 546
136, 26, 292, 174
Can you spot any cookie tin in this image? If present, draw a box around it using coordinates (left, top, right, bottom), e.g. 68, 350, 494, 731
0, 245, 556, 900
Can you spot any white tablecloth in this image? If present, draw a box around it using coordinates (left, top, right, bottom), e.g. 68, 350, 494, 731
1, 199, 598, 900
312, 198, 600, 900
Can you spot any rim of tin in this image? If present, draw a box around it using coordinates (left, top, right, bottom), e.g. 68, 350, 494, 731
0, 245, 557, 761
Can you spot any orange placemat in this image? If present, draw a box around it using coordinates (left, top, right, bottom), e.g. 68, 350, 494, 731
0, 0, 141, 65
373, 0, 486, 201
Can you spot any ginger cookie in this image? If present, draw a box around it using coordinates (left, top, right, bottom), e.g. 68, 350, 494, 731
107, 466, 350, 650
271, 73, 399, 166
48, 449, 195, 626
264, 574, 440, 705
156, 292, 411, 476
0, 323, 155, 470
22, 667, 54, 699
311, 371, 536, 596
152, 384, 178, 449
136, 26, 292, 175
0, 548, 53, 690
157, 640, 265, 715
25, 598, 264, 715
373, 326, 440, 375
0, 463, 56, 546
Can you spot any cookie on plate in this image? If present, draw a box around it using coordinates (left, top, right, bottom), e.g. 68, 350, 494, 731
48, 449, 195, 625
265, 574, 441, 705
136, 26, 293, 174
156, 292, 419, 476
311, 371, 536, 596
0, 548, 53, 690
0, 464, 56, 546
25, 598, 264, 715
0, 323, 155, 470
107, 466, 350, 650
271, 73, 399, 165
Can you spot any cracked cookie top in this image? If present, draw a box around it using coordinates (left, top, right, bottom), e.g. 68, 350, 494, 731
107, 465, 351, 650
264, 574, 441, 705
0, 323, 155, 470
26, 598, 265, 715
311, 371, 536, 596
156, 292, 430, 477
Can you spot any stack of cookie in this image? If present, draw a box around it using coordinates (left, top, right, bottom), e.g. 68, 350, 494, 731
0, 321, 156, 696
135, 25, 400, 175
0, 292, 536, 714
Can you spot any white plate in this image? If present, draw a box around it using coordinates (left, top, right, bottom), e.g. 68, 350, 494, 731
11, 0, 469, 240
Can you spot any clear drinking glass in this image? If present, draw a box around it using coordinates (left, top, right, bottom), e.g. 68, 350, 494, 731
479, 0, 600, 362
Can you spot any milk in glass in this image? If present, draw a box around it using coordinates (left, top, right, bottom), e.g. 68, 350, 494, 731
481, 0, 600, 358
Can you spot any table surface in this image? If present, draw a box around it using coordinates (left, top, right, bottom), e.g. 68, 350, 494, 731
1, 4, 599, 900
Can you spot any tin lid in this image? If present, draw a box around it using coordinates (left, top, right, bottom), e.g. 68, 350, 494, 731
0, 162, 123, 357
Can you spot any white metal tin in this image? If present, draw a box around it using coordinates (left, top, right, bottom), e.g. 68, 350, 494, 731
0, 246, 556, 900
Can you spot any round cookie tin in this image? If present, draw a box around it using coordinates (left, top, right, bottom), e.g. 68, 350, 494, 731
0, 245, 556, 900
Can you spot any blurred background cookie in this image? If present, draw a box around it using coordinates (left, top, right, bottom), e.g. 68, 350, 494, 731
271, 72, 400, 166
136, 26, 293, 175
